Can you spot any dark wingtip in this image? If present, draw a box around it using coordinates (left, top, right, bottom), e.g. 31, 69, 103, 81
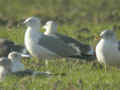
69, 54, 96, 61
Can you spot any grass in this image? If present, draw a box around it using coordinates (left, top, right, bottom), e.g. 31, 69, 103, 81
0, 24, 120, 90
0, 0, 120, 89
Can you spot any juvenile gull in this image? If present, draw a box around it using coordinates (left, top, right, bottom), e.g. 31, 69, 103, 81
43, 21, 95, 59
96, 30, 120, 66
23, 16, 84, 60
0, 38, 31, 58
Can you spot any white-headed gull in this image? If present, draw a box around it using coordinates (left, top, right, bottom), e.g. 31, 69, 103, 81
0, 51, 24, 81
23, 17, 86, 60
96, 30, 120, 66
43, 20, 95, 60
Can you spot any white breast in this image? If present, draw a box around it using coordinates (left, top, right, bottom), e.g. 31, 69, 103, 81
96, 39, 120, 65
25, 28, 57, 59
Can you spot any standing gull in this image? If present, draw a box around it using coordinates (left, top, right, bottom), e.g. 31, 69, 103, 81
96, 30, 120, 66
23, 16, 86, 60
43, 21, 95, 59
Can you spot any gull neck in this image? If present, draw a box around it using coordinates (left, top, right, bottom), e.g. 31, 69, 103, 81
44, 27, 57, 35
27, 25, 40, 32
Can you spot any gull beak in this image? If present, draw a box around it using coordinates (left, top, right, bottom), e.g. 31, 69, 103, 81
95, 36, 100, 40
23, 18, 29, 25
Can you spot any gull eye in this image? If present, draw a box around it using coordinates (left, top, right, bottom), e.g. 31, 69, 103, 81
13, 54, 17, 57
28, 19, 32, 23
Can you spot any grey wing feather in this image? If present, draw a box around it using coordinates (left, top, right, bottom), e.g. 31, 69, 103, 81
54, 33, 91, 54
38, 35, 77, 57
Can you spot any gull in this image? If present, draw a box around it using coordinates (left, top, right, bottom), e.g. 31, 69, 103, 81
0, 51, 24, 81
9, 52, 51, 76
0, 51, 51, 81
8, 51, 25, 72
43, 20, 95, 59
23, 16, 85, 60
96, 30, 120, 66
0, 38, 31, 58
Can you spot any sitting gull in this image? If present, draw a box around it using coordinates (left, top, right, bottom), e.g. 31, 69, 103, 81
0, 38, 31, 58
0, 51, 24, 81
43, 20, 95, 59
9, 52, 51, 76
96, 30, 120, 66
23, 16, 87, 60
8, 51, 25, 72
0, 51, 51, 81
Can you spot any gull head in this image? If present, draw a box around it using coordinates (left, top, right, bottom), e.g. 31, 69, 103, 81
24, 16, 41, 27
43, 21, 57, 34
8, 52, 25, 72
8, 51, 22, 62
100, 30, 116, 40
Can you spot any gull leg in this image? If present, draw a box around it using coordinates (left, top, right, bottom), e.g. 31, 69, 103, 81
104, 64, 107, 72
44, 60, 49, 71
45, 59, 48, 67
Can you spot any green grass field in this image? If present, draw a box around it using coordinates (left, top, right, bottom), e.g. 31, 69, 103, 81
0, 0, 120, 90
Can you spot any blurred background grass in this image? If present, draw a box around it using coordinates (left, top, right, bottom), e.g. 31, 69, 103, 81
0, 0, 120, 45
0, 0, 120, 24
